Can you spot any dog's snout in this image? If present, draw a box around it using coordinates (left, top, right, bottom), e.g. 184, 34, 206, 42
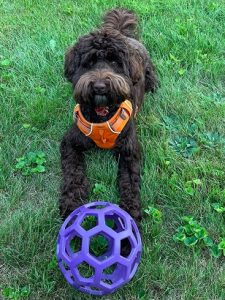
93, 81, 106, 94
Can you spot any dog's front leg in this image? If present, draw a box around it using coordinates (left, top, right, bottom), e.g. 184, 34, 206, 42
59, 124, 93, 219
115, 124, 142, 224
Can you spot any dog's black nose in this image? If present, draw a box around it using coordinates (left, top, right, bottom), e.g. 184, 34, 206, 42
93, 81, 106, 94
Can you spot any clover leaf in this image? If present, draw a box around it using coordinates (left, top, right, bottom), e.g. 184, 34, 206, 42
15, 151, 46, 176
218, 238, 225, 256
212, 203, 225, 213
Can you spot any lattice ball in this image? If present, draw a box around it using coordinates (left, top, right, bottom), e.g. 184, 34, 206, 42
56, 201, 142, 296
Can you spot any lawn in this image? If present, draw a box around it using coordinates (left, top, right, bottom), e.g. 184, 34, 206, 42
0, 0, 225, 299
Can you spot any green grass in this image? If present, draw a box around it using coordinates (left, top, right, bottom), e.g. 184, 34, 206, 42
0, 0, 225, 299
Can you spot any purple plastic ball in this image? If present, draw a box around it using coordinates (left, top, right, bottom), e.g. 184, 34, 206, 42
56, 201, 142, 296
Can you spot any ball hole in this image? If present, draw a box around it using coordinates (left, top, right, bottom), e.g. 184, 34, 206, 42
88, 203, 107, 209
131, 219, 138, 243
69, 236, 82, 253
92, 205, 106, 209
62, 261, 70, 271
89, 234, 109, 257
105, 213, 125, 233
65, 214, 78, 229
81, 215, 98, 231
120, 238, 132, 258
77, 262, 95, 278
90, 286, 101, 291
103, 263, 117, 275
130, 251, 141, 277
102, 279, 113, 285
105, 217, 117, 230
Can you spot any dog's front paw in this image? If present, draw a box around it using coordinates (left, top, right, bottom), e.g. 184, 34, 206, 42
129, 209, 143, 228
119, 204, 142, 225
59, 196, 82, 220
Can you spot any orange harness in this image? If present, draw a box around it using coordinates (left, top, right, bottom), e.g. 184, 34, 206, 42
73, 100, 133, 149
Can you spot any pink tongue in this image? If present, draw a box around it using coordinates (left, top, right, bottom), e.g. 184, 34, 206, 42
95, 106, 109, 116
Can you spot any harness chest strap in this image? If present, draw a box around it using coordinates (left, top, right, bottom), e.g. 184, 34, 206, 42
73, 100, 133, 149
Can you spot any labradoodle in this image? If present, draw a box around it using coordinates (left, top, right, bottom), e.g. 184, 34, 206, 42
59, 8, 157, 224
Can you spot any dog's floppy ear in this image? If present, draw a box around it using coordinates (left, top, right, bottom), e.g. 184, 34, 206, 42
64, 46, 80, 82
128, 51, 143, 85
129, 52, 158, 93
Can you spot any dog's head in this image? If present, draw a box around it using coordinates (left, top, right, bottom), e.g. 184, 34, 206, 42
64, 30, 141, 121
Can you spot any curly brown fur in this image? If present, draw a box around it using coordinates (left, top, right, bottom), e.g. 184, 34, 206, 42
74, 69, 130, 102
102, 8, 139, 38
60, 8, 158, 224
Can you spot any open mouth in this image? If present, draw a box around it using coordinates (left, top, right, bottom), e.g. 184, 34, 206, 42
95, 106, 109, 116
94, 94, 109, 116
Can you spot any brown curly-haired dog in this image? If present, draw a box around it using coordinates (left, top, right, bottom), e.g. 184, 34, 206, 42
60, 8, 157, 224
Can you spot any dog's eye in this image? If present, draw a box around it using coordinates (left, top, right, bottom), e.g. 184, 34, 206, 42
111, 61, 117, 66
82, 60, 93, 68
